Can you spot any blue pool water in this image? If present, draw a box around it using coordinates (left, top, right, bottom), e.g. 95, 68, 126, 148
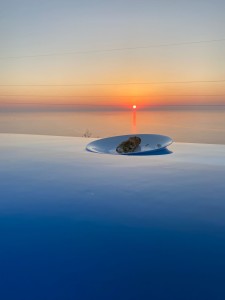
1, 203, 225, 300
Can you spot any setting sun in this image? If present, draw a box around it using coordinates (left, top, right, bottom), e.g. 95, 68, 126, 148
133, 105, 137, 109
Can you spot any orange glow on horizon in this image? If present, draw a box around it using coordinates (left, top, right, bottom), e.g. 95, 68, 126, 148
1, 82, 225, 108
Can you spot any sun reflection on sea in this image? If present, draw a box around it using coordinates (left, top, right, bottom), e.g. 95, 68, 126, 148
132, 108, 137, 134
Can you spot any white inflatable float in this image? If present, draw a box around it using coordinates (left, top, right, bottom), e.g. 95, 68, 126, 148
86, 134, 173, 155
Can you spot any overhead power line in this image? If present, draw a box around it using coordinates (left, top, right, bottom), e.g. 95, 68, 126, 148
0, 38, 225, 59
1, 94, 225, 98
0, 101, 113, 106
1, 102, 225, 107
1, 79, 225, 86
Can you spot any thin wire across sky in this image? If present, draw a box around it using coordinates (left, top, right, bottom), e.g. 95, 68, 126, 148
1, 79, 225, 87
1, 37, 225, 106
0, 38, 225, 60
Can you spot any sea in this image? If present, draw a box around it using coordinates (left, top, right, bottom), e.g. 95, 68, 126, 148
1, 106, 225, 145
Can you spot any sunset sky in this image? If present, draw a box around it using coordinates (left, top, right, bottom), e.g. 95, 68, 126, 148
1, 0, 225, 109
